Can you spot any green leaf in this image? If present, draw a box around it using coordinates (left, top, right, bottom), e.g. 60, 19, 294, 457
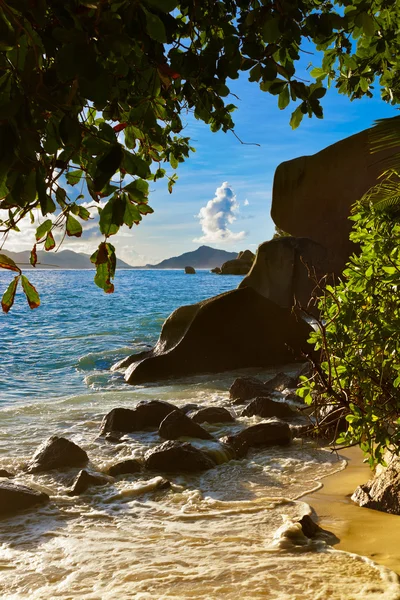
262, 17, 281, 43
21, 275, 40, 309
124, 201, 142, 227
143, 8, 167, 43
290, 106, 304, 130
278, 86, 290, 110
137, 203, 154, 215
35, 219, 52, 241
1, 275, 19, 313
170, 154, 178, 169
66, 214, 83, 237
66, 169, 83, 186
90, 241, 116, 293
93, 145, 123, 192
0, 253, 21, 274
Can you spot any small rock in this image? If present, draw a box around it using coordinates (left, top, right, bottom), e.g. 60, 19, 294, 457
27, 436, 89, 473
210, 267, 221, 274
100, 400, 177, 435
185, 266, 196, 274
0, 481, 49, 514
264, 372, 297, 392
191, 407, 234, 424
145, 441, 216, 473
298, 514, 324, 538
68, 470, 109, 496
107, 459, 142, 477
159, 410, 213, 440
241, 397, 298, 419
225, 420, 292, 452
352, 455, 400, 515
0, 469, 14, 478
229, 376, 271, 404
180, 403, 199, 415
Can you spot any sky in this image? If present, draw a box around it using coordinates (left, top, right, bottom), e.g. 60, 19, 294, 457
2, 71, 398, 266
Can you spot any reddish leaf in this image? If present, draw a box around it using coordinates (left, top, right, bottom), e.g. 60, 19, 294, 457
21, 275, 40, 309
1, 275, 20, 313
44, 231, 56, 251
158, 63, 180, 79
0, 253, 21, 274
113, 122, 128, 133
30, 244, 38, 267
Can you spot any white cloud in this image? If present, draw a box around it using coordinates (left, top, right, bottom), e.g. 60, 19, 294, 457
244, 199, 249, 206
193, 182, 246, 244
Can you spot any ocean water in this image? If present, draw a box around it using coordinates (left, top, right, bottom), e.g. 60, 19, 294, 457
0, 269, 399, 599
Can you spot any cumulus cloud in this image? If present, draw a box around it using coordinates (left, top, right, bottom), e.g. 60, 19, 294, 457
193, 182, 246, 244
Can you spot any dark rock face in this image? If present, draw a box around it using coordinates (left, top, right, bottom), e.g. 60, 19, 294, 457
145, 441, 216, 473
210, 267, 221, 274
180, 403, 199, 415
225, 420, 292, 455
229, 376, 271, 404
352, 455, 400, 515
239, 237, 330, 314
220, 250, 255, 275
185, 266, 196, 274
241, 397, 298, 419
114, 287, 312, 385
264, 372, 297, 392
27, 436, 89, 473
68, 470, 109, 496
107, 459, 142, 477
191, 407, 234, 424
100, 400, 177, 434
159, 410, 213, 440
0, 481, 49, 514
0, 469, 14, 478
271, 129, 400, 272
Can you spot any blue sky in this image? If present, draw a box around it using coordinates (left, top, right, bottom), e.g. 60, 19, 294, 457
4, 72, 398, 265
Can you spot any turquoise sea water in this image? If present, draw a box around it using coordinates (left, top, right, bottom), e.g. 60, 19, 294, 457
0, 269, 240, 402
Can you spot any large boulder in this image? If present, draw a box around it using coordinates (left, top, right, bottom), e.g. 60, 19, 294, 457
352, 455, 400, 514
100, 400, 177, 434
271, 128, 400, 272
145, 441, 216, 473
264, 372, 297, 392
229, 376, 272, 404
0, 481, 49, 514
159, 410, 213, 440
68, 470, 109, 496
190, 407, 234, 424
241, 397, 298, 419
113, 287, 312, 385
26, 436, 88, 473
239, 237, 329, 313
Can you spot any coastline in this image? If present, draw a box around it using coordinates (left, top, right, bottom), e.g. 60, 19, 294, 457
304, 446, 400, 575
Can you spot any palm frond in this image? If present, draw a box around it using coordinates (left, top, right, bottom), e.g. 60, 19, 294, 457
368, 115, 400, 177
359, 172, 400, 215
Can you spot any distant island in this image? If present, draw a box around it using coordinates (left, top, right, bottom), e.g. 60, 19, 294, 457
2, 249, 134, 270
2, 245, 239, 270
145, 245, 237, 269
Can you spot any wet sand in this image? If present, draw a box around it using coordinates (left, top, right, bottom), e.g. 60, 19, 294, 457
305, 446, 400, 574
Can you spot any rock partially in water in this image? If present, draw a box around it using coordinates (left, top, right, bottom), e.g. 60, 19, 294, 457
116, 287, 312, 384
27, 436, 89, 473
229, 376, 271, 404
185, 266, 196, 274
224, 420, 292, 457
241, 397, 298, 419
264, 372, 297, 392
100, 400, 177, 435
352, 455, 400, 515
191, 406, 234, 424
145, 441, 216, 473
68, 469, 110, 496
180, 403, 199, 415
159, 410, 213, 441
107, 459, 142, 477
0, 469, 14, 478
0, 481, 49, 514
210, 266, 221, 274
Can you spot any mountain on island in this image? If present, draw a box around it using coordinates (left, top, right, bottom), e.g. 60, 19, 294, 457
2, 249, 134, 269
146, 245, 238, 269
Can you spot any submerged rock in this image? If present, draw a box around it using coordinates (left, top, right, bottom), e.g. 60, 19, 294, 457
159, 410, 213, 440
352, 455, 400, 515
185, 266, 196, 274
241, 397, 298, 419
224, 420, 292, 457
0, 481, 49, 514
229, 376, 271, 404
100, 400, 177, 435
68, 470, 109, 496
145, 441, 216, 473
27, 436, 88, 473
107, 459, 142, 477
114, 287, 312, 385
190, 407, 234, 424
0, 469, 14, 478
